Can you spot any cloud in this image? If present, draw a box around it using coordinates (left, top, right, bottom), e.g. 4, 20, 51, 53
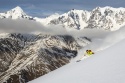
0, 19, 111, 38
0, 19, 41, 33
0, 19, 68, 35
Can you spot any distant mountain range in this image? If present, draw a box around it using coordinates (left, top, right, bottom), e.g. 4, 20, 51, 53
1, 6, 125, 31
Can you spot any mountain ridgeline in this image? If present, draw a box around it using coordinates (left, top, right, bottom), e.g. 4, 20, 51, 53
1, 6, 125, 31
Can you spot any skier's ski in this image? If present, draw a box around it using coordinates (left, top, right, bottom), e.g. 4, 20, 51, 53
76, 60, 81, 62
76, 56, 89, 62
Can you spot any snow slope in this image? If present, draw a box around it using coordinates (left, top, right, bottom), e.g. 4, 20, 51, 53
29, 29, 125, 83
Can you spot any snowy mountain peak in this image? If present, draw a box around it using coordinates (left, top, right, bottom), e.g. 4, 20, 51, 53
47, 9, 90, 30
10, 6, 24, 14
0, 6, 33, 20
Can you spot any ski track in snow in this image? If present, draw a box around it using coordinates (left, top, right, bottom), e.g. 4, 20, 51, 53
72, 25, 125, 62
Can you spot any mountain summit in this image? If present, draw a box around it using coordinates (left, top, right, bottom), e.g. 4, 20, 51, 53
0, 6, 33, 20
10, 6, 24, 14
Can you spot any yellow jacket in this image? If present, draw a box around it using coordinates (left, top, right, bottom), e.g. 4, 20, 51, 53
86, 50, 94, 56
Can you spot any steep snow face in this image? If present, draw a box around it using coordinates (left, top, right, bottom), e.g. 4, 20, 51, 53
29, 31, 125, 83
0, 6, 33, 20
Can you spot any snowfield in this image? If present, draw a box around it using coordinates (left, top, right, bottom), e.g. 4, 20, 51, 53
29, 26, 125, 83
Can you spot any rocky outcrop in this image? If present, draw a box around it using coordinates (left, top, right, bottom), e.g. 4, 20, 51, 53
0, 33, 90, 83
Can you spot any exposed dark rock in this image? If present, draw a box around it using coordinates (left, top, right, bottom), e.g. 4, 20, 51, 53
0, 33, 90, 83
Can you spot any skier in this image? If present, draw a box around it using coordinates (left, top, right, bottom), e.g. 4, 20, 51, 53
77, 49, 94, 62
85, 50, 94, 56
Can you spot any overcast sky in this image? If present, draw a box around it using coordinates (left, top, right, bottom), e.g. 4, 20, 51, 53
0, 0, 125, 17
